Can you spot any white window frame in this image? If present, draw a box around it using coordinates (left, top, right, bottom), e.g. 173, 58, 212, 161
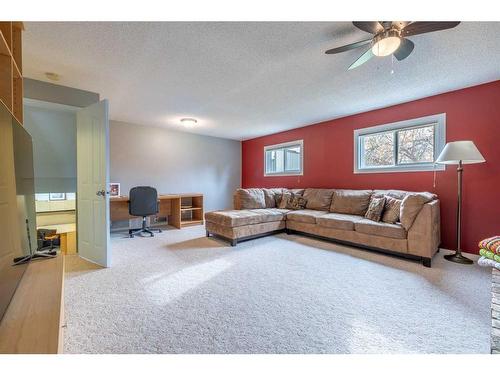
354, 113, 446, 174
264, 139, 304, 176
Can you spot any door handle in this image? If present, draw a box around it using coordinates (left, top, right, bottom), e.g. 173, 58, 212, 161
96, 190, 106, 196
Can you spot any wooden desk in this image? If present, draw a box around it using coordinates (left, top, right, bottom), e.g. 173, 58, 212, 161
0, 255, 65, 353
110, 193, 204, 229
38, 223, 77, 255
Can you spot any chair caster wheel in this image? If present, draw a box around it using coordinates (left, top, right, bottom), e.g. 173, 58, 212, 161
129, 234, 134, 238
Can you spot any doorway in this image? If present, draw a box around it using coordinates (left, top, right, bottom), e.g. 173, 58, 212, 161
23, 98, 111, 267
23, 98, 78, 256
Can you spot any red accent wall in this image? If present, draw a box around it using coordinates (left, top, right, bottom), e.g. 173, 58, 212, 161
242, 80, 500, 254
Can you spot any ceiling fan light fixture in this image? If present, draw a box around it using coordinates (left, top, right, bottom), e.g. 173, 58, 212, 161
371, 30, 401, 57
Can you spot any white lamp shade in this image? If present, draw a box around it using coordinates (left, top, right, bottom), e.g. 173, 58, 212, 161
436, 141, 485, 165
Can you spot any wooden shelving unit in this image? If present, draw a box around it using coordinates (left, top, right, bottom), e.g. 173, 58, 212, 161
180, 194, 204, 227
110, 193, 204, 230
0, 22, 23, 125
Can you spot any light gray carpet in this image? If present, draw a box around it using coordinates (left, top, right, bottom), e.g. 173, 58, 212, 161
63, 226, 492, 354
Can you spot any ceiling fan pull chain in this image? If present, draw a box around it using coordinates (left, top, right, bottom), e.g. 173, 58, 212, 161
390, 54, 395, 75
433, 163, 437, 188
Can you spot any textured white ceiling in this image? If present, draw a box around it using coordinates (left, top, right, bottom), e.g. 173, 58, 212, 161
23, 22, 500, 140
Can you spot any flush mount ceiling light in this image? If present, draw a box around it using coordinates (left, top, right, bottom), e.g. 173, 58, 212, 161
180, 118, 198, 126
45, 72, 60, 81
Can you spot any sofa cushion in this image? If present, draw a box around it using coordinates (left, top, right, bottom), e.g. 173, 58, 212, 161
235, 188, 266, 209
364, 196, 386, 222
330, 189, 373, 215
249, 208, 288, 222
355, 219, 407, 239
382, 196, 402, 224
303, 189, 334, 211
206, 220, 285, 240
262, 188, 283, 208
286, 209, 329, 224
400, 192, 436, 230
205, 208, 286, 227
277, 191, 291, 209
272, 208, 291, 214
316, 213, 364, 231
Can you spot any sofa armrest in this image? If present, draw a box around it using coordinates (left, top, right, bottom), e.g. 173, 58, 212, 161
233, 193, 241, 210
407, 199, 441, 258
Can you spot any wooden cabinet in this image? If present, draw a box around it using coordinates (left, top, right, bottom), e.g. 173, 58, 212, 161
0, 255, 65, 354
0, 22, 23, 125
0, 22, 63, 354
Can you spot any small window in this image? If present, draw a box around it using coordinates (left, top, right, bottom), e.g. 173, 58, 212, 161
264, 140, 303, 176
354, 114, 446, 173
35, 193, 76, 201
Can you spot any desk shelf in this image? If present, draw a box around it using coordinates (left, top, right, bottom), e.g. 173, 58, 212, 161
180, 195, 204, 227
180, 219, 204, 227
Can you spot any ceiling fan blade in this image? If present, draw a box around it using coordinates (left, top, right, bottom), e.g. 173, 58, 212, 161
352, 21, 384, 34
348, 48, 374, 70
325, 38, 372, 54
402, 21, 460, 37
393, 38, 415, 61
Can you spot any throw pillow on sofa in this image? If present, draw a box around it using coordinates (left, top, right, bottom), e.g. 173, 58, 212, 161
235, 188, 266, 209
277, 192, 292, 209
262, 188, 283, 208
276, 192, 307, 210
365, 196, 386, 222
382, 196, 402, 224
330, 189, 372, 216
286, 188, 305, 196
373, 189, 407, 200
285, 194, 307, 210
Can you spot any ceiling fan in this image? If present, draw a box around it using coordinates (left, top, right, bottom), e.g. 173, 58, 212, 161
325, 21, 461, 70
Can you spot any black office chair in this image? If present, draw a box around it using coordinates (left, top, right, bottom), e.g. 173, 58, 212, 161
128, 186, 162, 238
37, 229, 60, 251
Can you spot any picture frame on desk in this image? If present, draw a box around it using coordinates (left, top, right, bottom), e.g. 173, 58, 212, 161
109, 183, 120, 197
49, 193, 66, 201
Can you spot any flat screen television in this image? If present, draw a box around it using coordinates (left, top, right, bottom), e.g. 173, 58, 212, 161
0, 107, 36, 323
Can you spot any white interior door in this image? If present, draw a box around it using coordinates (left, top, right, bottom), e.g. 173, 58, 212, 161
76, 100, 110, 267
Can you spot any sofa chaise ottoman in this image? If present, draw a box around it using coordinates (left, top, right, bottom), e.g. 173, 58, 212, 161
205, 188, 440, 267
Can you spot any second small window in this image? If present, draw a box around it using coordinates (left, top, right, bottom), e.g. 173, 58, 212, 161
264, 140, 303, 176
355, 114, 446, 173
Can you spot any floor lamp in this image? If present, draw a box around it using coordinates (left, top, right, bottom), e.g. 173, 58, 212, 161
436, 141, 485, 264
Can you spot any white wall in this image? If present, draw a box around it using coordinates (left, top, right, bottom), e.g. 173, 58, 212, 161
110, 121, 241, 212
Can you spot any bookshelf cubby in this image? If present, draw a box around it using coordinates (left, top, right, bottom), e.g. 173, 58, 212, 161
180, 194, 204, 227
0, 22, 23, 125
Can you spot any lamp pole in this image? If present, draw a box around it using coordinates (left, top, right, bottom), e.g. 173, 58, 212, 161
444, 159, 473, 264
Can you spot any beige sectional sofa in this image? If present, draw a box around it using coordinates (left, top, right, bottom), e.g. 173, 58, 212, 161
205, 188, 441, 267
